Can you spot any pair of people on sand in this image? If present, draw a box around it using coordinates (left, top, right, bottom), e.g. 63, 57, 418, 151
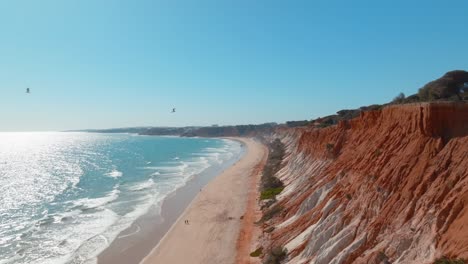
184, 219, 189, 224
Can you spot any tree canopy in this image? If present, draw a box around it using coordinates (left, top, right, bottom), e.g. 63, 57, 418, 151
418, 70, 468, 101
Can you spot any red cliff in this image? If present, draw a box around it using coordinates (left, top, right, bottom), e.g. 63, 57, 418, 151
261, 102, 468, 263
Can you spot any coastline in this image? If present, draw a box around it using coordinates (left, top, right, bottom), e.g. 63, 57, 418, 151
97, 138, 247, 264
139, 137, 267, 264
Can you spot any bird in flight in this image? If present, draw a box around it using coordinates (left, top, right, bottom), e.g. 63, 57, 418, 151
171, 108, 176, 113
26, 88, 30, 94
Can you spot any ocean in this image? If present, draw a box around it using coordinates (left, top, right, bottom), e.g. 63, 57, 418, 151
0, 132, 243, 264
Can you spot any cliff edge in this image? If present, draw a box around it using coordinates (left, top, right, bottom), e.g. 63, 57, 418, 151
261, 102, 468, 264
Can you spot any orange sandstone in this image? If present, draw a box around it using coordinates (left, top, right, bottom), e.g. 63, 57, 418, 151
261, 102, 468, 264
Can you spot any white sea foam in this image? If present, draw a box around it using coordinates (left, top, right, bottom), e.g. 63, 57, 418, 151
105, 170, 123, 178
117, 224, 141, 239
128, 179, 155, 191
63, 144, 238, 263
71, 193, 167, 264
62, 208, 119, 264
144, 166, 180, 172
73, 189, 120, 210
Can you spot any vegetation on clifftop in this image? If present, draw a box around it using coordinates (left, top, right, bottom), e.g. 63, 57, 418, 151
260, 139, 285, 200
304, 70, 468, 129
418, 70, 468, 101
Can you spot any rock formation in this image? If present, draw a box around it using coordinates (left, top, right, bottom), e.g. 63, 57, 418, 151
260, 102, 468, 264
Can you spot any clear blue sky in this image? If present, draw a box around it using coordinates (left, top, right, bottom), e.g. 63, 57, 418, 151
1, 0, 467, 131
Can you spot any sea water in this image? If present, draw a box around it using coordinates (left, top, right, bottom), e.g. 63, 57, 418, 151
0, 132, 242, 264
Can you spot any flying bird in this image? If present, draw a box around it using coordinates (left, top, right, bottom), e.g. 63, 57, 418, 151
26, 88, 30, 94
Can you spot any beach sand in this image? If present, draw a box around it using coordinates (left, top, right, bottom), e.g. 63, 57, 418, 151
141, 138, 267, 264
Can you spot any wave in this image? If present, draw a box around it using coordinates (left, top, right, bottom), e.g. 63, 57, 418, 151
105, 170, 123, 178
204, 147, 227, 153
128, 179, 155, 191
64, 209, 119, 264
143, 166, 180, 172
72, 189, 120, 211
66, 193, 167, 264
117, 224, 141, 239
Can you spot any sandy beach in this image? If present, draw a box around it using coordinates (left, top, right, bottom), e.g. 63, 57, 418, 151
141, 138, 267, 264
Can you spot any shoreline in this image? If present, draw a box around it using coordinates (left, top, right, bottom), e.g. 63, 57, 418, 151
140, 137, 267, 264
97, 138, 246, 264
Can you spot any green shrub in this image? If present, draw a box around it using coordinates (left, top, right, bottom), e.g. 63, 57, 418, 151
286, 120, 310, 127
260, 187, 285, 200
263, 246, 287, 264
318, 122, 333, 128
434, 256, 466, 264
259, 139, 286, 222
368, 175, 377, 182
374, 148, 382, 157
261, 139, 285, 191
392, 92, 406, 104
260, 199, 276, 210
261, 205, 283, 222
250, 247, 263, 257
376, 251, 390, 263
418, 70, 468, 101
326, 143, 336, 158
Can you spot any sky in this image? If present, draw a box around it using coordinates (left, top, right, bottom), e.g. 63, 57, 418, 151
0, 0, 467, 131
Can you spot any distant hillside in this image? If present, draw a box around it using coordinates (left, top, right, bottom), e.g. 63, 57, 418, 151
67, 127, 151, 133
73, 126, 200, 136
181, 123, 278, 137
73, 70, 468, 138
298, 70, 468, 129
75, 124, 281, 138
140, 127, 200, 136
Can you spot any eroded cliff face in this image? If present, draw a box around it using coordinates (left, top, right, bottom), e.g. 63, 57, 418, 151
263, 102, 468, 264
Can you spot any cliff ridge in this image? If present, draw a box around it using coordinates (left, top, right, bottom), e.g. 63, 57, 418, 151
260, 102, 468, 264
